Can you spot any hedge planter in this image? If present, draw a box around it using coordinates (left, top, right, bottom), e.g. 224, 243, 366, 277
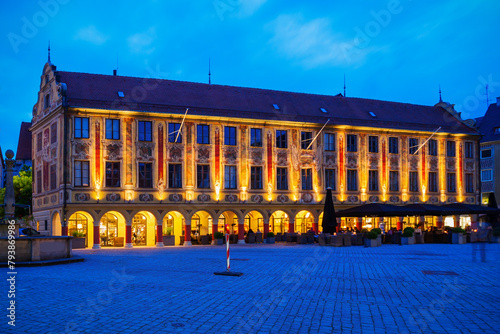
212, 238, 224, 245
415, 233, 424, 244
267, 237, 275, 244
452, 233, 466, 244
72, 237, 86, 249
163, 235, 175, 246
376, 234, 382, 247
401, 236, 415, 245
364, 238, 379, 247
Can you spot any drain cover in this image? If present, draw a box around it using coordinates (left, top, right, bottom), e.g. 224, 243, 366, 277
422, 271, 458, 276
171, 323, 185, 328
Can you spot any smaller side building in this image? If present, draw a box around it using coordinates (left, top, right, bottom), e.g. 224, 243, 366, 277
14, 122, 32, 175
478, 97, 500, 203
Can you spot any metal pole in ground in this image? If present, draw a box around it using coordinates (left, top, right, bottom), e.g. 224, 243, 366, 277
214, 224, 243, 277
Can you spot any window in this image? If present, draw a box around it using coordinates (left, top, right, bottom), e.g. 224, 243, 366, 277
45, 75, 49, 85
197, 124, 210, 144
347, 134, 357, 152
50, 165, 56, 190
368, 170, 378, 191
276, 130, 287, 148
168, 164, 182, 188
105, 119, 120, 140
276, 167, 288, 190
409, 138, 419, 155
51, 123, 57, 144
224, 126, 237, 146
409, 171, 419, 192
325, 169, 336, 190
347, 169, 357, 191
105, 162, 121, 187
465, 173, 474, 193
74, 161, 90, 187
301, 132, 312, 150
324, 133, 335, 151
197, 165, 210, 188
495, 127, 500, 134
428, 172, 438, 193
428, 139, 437, 156
250, 128, 262, 147
389, 137, 398, 154
138, 121, 152, 141
465, 142, 474, 158
368, 136, 378, 153
301, 168, 312, 190
389, 171, 399, 192
250, 166, 263, 189
138, 162, 153, 188
168, 123, 182, 143
74, 117, 89, 139
37, 170, 42, 194
37, 133, 42, 152
481, 169, 493, 182
224, 165, 237, 189
44, 94, 50, 109
446, 141, 456, 157
481, 149, 492, 159
447, 173, 456, 192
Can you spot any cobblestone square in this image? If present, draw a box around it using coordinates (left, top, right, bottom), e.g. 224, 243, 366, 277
2, 243, 500, 334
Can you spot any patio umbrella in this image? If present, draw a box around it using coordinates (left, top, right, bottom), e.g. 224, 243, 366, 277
337, 203, 421, 218
322, 188, 337, 234
403, 204, 444, 216
442, 203, 499, 215
487, 193, 499, 228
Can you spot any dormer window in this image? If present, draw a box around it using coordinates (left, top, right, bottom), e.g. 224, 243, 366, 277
44, 94, 50, 109
45, 75, 49, 85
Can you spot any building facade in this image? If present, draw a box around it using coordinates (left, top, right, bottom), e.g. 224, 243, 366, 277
31, 62, 481, 247
478, 97, 500, 203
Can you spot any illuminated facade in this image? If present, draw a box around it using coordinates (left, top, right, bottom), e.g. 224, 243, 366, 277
31, 62, 481, 248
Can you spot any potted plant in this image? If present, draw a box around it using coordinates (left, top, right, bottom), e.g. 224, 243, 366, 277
371, 228, 382, 246
71, 231, 86, 249
266, 232, 275, 244
213, 231, 224, 245
401, 227, 415, 245
451, 227, 466, 244
364, 231, 379, 247
163, 227, 175, 246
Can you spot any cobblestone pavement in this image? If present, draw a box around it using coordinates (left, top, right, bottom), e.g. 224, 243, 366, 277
2, 243, 500, 334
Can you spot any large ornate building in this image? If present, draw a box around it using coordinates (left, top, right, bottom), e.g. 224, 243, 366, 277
31, 61, 481, 248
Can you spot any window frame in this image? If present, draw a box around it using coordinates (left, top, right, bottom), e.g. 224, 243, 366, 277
346, 134, 357, 152
250, 128, 262, 147
224, 165, 237, 189
224, 126, 237, 146
389, 171, 399, 192
446, 140, 456, 157
324, 168, 336, 190
428, 139, 438, 156
465, 142, 474, 159
347, 169, 358, 191
50, 164, 57, 190
409, 171, 419, 192
481, 149, 492, 159
301, 131, 313, 150
138, 121, 152, 142
447, 172, 456, 193
51, 123, 57, 144
276, 130, 287, 149
74, 117, 89, 139
138, 162, 153, 188
409, 138, 419, 155
301, 168, 313, 190
368, 136, 378, 153
481, 169, 493, 182
74, 160, 90, 187
168, 123, 182, 143
168, 163, 182, 189
250, 166, 263, 189
388, 137, 398, 154
465, 173, 474, 193
197, 124, 210, 145
105, 161, 121, 188
324, 133, 336, 151
428, 172, 438, 193
368, 170, 379, 191
197, 164, 210, 189
105, 119, 120, 140
276, 167, 288, 190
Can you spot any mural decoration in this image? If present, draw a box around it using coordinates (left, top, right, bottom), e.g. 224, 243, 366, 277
369, 196, 379, 203
465, 160, 474, 172
368, 154, 378, 169
429, 157, 438, 171
324, 153, 336, 167
106, 193, 121, 202
266, 130, 273, 185
465, 197, 475, 203
137, 142, 155, 161
95, 121, 101, 182
302, 193, 313, 203
169, 145, 183, 162
158, 124, 164, 181
347, 195, 358, 203
185, 123, 194, 188
390, 196, 399, 203
409, 156, 418, 170
74, 193, 90, 202
277, 194, 289, 203
446, 158, 456, 171
225, 194, 238, 203
389, 156, 399, 169
198, 194, 211, 202
215, 127, 220, 187
139, 194, 154, 202
429, 196, 439, 203
169, 194, 183, 202
71, 140, 91, 159
346, 154, 357, 168
102, 142, 122, 160
125, 118, 133, 185
251, 194, 263, 203
250, 149, 263, 164
223, 147, 238, 164
276, 150, 288, 166
197, 146, 211, 163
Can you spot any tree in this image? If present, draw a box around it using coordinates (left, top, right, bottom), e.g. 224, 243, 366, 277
13, 165, 32, 218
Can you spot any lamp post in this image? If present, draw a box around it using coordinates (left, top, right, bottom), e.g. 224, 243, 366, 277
4, 149, 15, 219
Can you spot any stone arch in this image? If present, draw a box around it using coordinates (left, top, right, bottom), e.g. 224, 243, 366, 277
190, 210, 214, 236
67, 211, 95, 248
269, 209, 292, 234
244, 210, 265, 233
98, 211, 127, 247
51, 210, 61, 236
162, 211, 185, 246
241, 208, 269, 221
132, 210, 157, 246
294, 210, 315, 234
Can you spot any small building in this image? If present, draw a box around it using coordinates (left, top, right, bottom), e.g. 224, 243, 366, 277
31, 61, 481, 248
14, 121, 33, 175
478, 97, 500, 204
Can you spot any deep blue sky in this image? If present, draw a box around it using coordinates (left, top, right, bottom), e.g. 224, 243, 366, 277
1, 0, 499, 155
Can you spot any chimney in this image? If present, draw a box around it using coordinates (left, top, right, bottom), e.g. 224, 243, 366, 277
497, 96, 500, 107
113, 69, 117, 76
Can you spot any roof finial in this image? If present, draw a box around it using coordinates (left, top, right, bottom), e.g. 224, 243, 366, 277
208, 58, 211, 85
439, 84, 442, 102
343, 74, 346, 97
48, 40, 51, 63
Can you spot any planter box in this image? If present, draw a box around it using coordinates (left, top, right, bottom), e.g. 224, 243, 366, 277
376, 234, 382, 247
331, 235, 343, 247
415, 233, 424, 244
163, 235, 175, 246
266, 237, 275, 244
364, 238, 378, 247
343, 234, 352, 246
72, 237, 86, 249
401, 236, 415, 245
452, 233, 465, 244
212, 238, 224, 245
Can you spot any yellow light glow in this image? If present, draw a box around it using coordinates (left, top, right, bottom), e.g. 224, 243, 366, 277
360, 188, 367, 202
382, 184, 387, 202
305, 212, 310, 218
240, 186, 247, 201
339, 183, 345, 202
126, 191, 134, 201
215, 181, 221, 201
95, 179, 101, 200
402, 189, 408, 202
267, 182, 273, 201
421, 185, 426, 203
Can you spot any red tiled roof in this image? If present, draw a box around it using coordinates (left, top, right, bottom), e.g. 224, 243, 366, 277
16, 122, 32, 161
56, 71, 479, 135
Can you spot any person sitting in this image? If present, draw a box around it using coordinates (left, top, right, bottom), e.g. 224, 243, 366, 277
388, 229, 393, 235
248, 228, 254, 234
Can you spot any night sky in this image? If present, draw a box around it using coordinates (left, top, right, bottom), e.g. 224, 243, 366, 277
1, 0, 499, 155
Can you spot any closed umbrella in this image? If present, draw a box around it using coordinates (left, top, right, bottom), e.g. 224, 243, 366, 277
322, 188, 337, 234
488, 193, 499, 228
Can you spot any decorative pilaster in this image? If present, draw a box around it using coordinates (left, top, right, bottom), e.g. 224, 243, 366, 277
124, 118, 134, 185
93, 224, 101, 249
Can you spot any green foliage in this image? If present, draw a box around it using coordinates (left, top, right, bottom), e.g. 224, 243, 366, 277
450, 227, 466, 235
214, 231, 224, 239
371, 228, 382, 235
403, 227, 415, 237
366, 231, 378, 239
13, 166, 32, 218
267, 232, 275, 238
164, 227, 173, 235
72, 231, 85, 238
361, 228, 369, 233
